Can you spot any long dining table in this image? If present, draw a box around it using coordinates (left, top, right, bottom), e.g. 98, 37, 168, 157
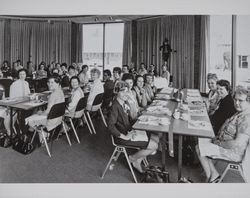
132, 87, 215, 181
0, 88, 71, 140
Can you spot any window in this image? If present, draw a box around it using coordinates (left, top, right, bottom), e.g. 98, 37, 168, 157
236, 15, 250, 88
209, 16, 232, 87
82, 23, 124, 79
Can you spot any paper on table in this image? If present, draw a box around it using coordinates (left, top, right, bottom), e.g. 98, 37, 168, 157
21, 101, 46, 107
155, 94, 170, 100
160, 87, 173, 94
189, 108, 207, 116
138, 115, 170, 126
151, 100, 169, 106
188, 120, 212, 131
146, 106, 172, 116
128, 130, 148, 142
198, 138, 220, 157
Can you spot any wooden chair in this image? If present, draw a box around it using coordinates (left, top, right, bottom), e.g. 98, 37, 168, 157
64, 97, 93, 143
31, 102, 71, 157
85, 93, 107, 134
101, 135, 148, 183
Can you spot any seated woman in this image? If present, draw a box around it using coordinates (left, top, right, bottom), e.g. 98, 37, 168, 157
66, 76, 84, 117
209, 80, 236, 135
161, 64, 170, 86
132, 75, 149, 108
86, 68, 104, 111
78, 65, 89, 88
27, 75, 65, 137
196, 86, 250, 183
122, 73, 139, 121
102, 69, 115, 109
36, 63, 47, 79
0, 69, 31, 135
144, 73, 157, 104
138, 63, 147, 76
108, 81, 159, 173
205, 73, 221, 115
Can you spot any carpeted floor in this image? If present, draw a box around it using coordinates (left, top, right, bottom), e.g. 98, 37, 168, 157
0, 118, 244, 183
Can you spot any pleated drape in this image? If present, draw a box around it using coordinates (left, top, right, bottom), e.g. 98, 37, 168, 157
135, 16, 196, 89
0, 20, 5, 63
122, 21, 132, 66
2, 19, 72, 68
199, 15, 210, 92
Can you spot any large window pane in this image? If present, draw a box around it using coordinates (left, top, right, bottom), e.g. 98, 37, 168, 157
236, 15, 250, 89
104, 23, 124, 72
209, 16, 232, 88
82, 24, 103, 77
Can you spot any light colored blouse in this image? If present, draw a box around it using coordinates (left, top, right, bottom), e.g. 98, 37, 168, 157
216, 109, 250, 162
86, 79, 104, 111
66, 87, 84, 116
126, 90, 139, 120
207, 90, 220, 115
9, 79, 30, 98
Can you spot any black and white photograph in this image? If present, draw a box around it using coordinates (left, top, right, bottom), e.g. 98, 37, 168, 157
0, 0, 249, 197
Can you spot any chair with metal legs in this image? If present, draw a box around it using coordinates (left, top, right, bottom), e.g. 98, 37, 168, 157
30, 102, 71, 157
85, 93, 107, 134
101, 135, 149, 183
64, 97, 93, 143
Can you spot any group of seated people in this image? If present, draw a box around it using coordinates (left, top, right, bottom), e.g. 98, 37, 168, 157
1, 59, 249, 183
196, 73, 250, 182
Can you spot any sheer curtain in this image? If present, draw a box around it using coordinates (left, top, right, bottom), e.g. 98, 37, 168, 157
122, 21, 132, 66
136, 16, 195, 88
199, 15, 210, 92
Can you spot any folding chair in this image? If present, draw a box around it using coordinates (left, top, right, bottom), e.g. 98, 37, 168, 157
85, 93, 107, 134
64, 97, 93, 143
101, 135, 149, 183
31, 102, 71, 157
217, 143, 250, 183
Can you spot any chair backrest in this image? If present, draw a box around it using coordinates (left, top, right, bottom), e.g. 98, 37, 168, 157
0, 78, 13, 97
75, 97, 88, 112
47, 102, 66, 120
91, 93, 104, 111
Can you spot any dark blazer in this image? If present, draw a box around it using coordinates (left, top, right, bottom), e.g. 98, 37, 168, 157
210, 94, 236, 135
107, 99, 132, 137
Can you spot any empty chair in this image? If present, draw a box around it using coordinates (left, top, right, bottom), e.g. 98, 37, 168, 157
85, 93, 107, 134
31, 102, 71, 157
101, 135, 148, 183
64, 96, 93, 143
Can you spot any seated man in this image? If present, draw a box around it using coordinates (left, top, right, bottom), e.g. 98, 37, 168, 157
196, 86, 250, 183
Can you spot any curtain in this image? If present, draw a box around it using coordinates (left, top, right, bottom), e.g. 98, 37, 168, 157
71, 23, 83, 64
0, 20, 5, 64
199, 15, 210, 92
2, 19, 72, 69
136, 16, 195, 89
122, 21, 132, 66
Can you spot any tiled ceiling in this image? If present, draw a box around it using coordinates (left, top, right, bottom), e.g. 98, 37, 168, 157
0, 15, 161, 23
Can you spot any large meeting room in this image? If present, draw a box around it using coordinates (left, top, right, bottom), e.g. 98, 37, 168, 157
0, 2, 250, 187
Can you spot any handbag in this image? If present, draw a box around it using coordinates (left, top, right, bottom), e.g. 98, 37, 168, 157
12, 134, 36, 155
142, 166, 170, 183
0, 131, 11, 148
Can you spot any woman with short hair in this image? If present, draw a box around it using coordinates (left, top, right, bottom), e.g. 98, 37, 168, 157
108, 81, 159, 173
209, 80, 236, 135
86, 68, 104, 111
196, 86, 250, 182
206, 73, 220, 115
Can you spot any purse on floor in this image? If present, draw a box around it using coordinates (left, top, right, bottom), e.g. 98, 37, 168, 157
0, 131, 11, 148
12, 134, 35, 155
141, 166, 170, 183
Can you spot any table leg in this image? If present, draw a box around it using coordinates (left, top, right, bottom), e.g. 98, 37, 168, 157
178, 135, 183, 181
162, 133, 166, 171
10, 107, 13, 140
